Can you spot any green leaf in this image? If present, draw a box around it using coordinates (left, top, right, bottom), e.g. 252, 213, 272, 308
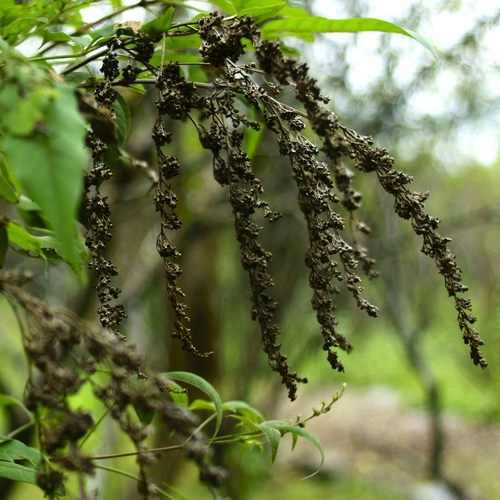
6, 221, 44, 257
69, 36, 93, 48
16, 195, 48, 229
0, 461, 37, 485
189, 399, 216, 412
161, 371, 222, 440
202, 0, 236, 14
222, 400, 265, 423
111, 93, 131, 147
63, 72, 93, 87
0, 161, 19, 203
245, 125, 264, 160
225, 414, 260, 432
2, 82, 87, 272
2, 17, 48, 43
0, 227, 7, 268
0, 439, 42, 467
231, 0, 287, 21
41, 30, 71, 46
261, 17, 437, 59
166, 381, 189, 407
134, 407, 156, 426
0, 394, 33, 420
260, 420, 324, 478
0, 81, 53, 137
258, 422, 281, 462
163, 33, 203, 52
273, 5, 310, 19
89, 24, 117, 40
141, 8, 174, 38
0, 439, 44, 485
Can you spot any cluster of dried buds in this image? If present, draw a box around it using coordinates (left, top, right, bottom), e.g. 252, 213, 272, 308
4, 9, 487, 498
0, 270, 224, 498
147, 13, 486, 401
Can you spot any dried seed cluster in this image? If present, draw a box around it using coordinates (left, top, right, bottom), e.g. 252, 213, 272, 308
153, 62, 212, 358
1, 9, 487, 499
0, 271, 223, 498
139, 14, 485, 398
341, 127, 487, 367
85, 50, 126, 340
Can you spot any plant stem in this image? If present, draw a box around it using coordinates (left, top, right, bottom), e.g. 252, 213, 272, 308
91, 444, 184, 460
79, 406, 111, 448
94, 465, 178, 500
61, 47, 110, 76
7, 420, 36, 439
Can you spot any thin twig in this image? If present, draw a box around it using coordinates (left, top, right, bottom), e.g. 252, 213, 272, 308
91, 444, 183, 460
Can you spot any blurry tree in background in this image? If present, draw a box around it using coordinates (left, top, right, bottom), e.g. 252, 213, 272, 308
292, 1, 500, 498
0, 1, 498, 500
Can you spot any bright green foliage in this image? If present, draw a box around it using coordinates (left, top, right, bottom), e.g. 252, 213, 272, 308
140, 7, 174, 38
0, 438, 44, 486
259, 421, 324, 477
261, 17, 437, 58
0, 41, 86, 272
163, 371, 224, 439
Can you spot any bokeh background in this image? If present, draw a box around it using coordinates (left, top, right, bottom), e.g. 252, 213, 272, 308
1, 1, 500, 499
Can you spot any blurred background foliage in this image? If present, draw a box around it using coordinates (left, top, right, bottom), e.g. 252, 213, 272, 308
1, 0, 500, 499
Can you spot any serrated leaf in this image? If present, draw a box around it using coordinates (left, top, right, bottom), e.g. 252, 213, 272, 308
16, 195, 48, 229
163, 33, 203, 52
161, 371, 222, 440
258, 422, 281, 463
260, 420, 324, 478
261, 17, 437, 59
2, 82, 87, 273
141, 8, 174, 38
